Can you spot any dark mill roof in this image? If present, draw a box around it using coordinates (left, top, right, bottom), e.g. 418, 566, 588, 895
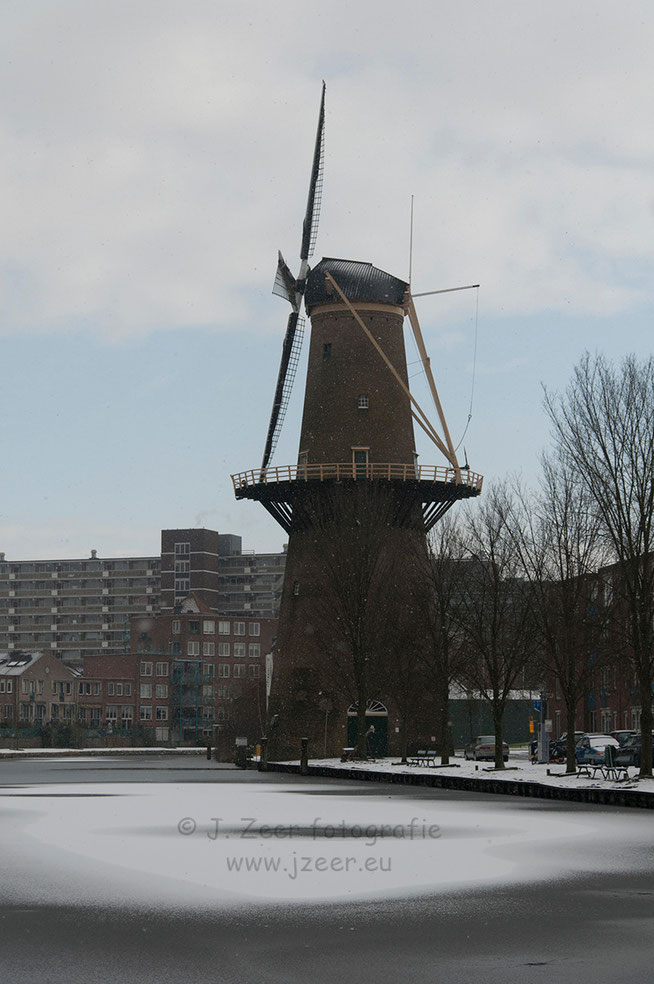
305, 258, 408, 311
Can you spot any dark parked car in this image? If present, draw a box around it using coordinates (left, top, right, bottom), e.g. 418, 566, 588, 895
610, 730, 637, 747
615, 732, 654, 768
464, 735, 509, 762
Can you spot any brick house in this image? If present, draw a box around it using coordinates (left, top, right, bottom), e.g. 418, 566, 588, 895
0, 650, 78, 730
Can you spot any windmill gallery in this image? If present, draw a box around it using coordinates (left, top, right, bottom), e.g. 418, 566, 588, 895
232, 85, 483, 759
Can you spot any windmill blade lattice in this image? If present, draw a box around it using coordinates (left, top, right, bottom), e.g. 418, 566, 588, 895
260, 83, 326, 471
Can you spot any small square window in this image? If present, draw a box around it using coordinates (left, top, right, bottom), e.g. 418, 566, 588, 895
357, 394, 369, 409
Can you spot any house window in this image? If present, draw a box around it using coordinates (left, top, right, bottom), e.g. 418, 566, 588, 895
140, 683, 152, 698
249, 622, 260, 636
233, 664, 245, 678
233, 643, 246, 658
203, 641, 215, 656
203, 663, 214, 677
174, 578, 190, 596
249, 644, 260, 658
125, 683, 132, 697
249, 665, 260, 678
174, 542, 190, 557
171, 641, 181, 655
202, 684, 214, 697
93, 682, 101, 696
219, 621, 230, 635
218, 643, 230, 657
187, 641, 200, 656
140, 661, 153, 676
106, 705, 117, 721
155, 684, 168, 699
155, 706, 168, 721
203, 620, 215, 635
174, 560, 190, 573
155, 662, 169, 676
357, 394, 369, 409
172, 620, 181, 635
188, 620, 200, 635
218, 664, 230, 678
234, 622, 245, 636
140, 706, 153, 721
108, 682, 115, 696
116, 683, 123, 696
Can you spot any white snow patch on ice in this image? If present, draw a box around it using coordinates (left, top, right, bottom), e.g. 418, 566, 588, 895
1, 780, 652, 909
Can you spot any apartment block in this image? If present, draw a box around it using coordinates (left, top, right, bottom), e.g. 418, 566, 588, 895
0, 530, 286, 667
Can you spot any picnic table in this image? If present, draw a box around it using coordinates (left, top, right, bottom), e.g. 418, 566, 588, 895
576, 762, 630, 782
407, 749, 438, 767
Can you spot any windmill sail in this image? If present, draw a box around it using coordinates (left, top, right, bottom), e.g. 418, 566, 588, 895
260, 82, 326, 471
300, 81, 326, 264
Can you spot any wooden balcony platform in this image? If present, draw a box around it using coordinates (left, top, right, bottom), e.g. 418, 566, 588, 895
231, 462, 483, 533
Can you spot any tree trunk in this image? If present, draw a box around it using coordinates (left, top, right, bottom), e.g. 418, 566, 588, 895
565, 698, 577, 774
355, 673, 368, 759
493, 702, 505, 770
437, 678, 450, 765
638, 668, 653, 779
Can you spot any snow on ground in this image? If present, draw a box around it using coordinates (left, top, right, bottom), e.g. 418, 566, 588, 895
1, 776, 653, 911
0, 746, 203, 756
299, 748, 654, 794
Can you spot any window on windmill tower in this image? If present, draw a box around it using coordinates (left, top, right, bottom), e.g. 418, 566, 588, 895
357, 394, 369, 409
323, 342, 332, 358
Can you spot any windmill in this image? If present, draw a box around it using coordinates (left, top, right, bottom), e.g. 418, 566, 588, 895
260, 81, 325, 471
232, 85, 483, 759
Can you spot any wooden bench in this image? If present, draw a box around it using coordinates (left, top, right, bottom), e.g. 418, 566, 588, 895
407, 749, 438, 767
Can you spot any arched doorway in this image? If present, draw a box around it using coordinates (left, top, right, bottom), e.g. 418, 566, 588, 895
346, 700, 389, 756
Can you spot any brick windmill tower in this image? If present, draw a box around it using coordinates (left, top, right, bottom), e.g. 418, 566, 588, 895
232, 85, 482, 758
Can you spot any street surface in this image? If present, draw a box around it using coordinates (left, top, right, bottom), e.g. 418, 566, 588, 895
1, 755, 652, 983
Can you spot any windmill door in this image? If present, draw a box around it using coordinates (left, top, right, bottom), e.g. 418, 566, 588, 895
352, 448, 369, 479
347, 700, 388, 756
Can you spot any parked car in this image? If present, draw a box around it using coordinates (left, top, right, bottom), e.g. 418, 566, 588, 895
614, 732, 654, 768
610, 730, 637, 747
575, 733, 620, 765
558, 731, 585, 748
464, 735, 509, 762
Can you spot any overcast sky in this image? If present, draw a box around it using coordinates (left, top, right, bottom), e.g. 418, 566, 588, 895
2, 0, 653, 559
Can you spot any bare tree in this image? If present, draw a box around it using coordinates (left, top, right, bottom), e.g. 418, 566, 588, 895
419, 514, 469, 765
511, 459, 609, 772
309, 482, 403, 758
457, 485, 535, 770
545, 353, 654, 778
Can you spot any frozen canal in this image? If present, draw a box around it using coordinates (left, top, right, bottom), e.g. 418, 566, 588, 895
1, 755, 653, 982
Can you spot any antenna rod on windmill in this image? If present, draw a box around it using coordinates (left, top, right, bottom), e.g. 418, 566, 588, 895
408, 194, 414, 286
412, 284, 479, 297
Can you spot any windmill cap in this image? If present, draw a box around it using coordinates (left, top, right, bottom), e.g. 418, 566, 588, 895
305, 258, 408, 312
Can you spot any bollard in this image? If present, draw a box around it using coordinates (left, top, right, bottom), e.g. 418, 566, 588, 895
300, 737, 309, 775
258, 737, 268, 772
206, 745, 212, 761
